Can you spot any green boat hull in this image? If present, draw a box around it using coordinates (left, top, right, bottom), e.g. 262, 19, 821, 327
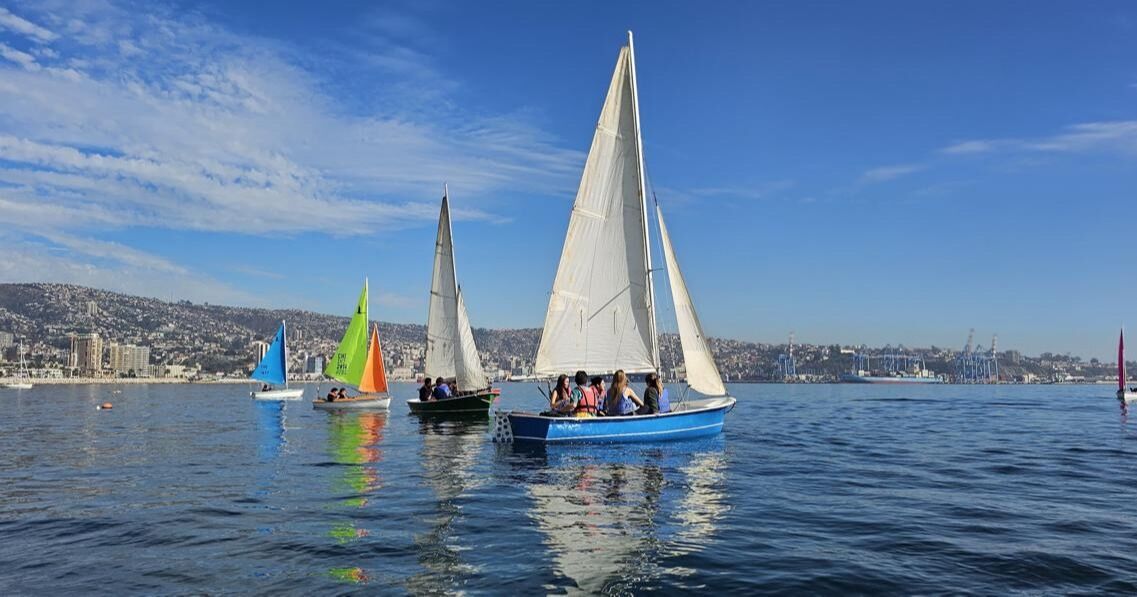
406, 389, 499, 415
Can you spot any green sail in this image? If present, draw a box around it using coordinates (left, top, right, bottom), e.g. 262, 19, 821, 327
325, 281, 369, 386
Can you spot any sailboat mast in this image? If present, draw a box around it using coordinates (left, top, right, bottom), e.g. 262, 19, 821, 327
282, 319, 289, 389
443, 184, 462, 305
626, 30, 660, 371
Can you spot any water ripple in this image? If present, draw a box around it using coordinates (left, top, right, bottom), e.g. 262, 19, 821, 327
2, 383, 1137, 594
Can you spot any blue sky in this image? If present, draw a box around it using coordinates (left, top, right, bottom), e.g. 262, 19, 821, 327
0, 1, 1134, 360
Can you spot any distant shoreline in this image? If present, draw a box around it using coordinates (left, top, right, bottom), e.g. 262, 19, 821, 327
1, 378, 1100, 387
0, 378, 432, 385
0, 377, 321, 385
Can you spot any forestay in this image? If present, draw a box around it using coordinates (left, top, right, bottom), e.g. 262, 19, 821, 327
425, 194, 488, 390
535, 45, 656, 376
657, 206, 728, 396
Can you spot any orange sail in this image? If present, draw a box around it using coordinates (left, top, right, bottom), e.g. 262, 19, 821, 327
357, 325, 388, 394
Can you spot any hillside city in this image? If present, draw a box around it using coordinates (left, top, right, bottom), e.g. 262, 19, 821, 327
0, 283, 1125, 384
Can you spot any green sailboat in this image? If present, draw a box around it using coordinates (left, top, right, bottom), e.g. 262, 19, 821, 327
315, 279, 391, 410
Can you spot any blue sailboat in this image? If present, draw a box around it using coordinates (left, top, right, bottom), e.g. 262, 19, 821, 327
250, 321, 304, 401
494, 32, 736, 444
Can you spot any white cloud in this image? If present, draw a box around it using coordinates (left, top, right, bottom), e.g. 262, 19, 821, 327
0, 0, 587, 305
0, 7, 57, 43
860, 163, 924, 183
941, 140, 999, 155
941, 120, 1137, 157
0, 1, 583, 241
654, 180, 796, 207
1023, 120, 1137, 154
0, 42, 39, 70
0, 234, 258, 306
228, 266, 286, 280
32, 232, 190, 275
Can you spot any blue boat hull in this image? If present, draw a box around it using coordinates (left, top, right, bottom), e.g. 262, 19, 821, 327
504, 397, 735, 443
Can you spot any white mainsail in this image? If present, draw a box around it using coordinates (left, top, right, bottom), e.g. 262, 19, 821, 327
535, 39, 657, 376
657, 205, 728, 396
425, 191, 488, 390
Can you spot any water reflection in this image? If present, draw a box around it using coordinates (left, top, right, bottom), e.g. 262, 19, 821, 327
669, 451, 729, 556
325, 411, 387, 584
406, 418, 487, 594
251, 401, 290, 506
328, 412, 386, 507
255, 401, 286, 462
514, 441, 727, 594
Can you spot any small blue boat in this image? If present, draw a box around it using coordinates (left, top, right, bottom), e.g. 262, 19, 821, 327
249, 321, 304, 401
501, 397, 735, 444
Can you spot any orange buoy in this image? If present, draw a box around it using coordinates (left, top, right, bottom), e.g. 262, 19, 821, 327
98, 402, 113, 410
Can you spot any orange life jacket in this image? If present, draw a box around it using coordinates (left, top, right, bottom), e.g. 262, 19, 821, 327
573, 385, 598, 415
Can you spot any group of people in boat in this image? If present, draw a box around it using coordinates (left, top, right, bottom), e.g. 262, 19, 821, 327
323, 387, 351, 402
545, 369, 669, 418
417, 376, 463, 401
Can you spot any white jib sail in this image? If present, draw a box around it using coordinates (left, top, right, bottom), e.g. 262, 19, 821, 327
426, 193, 487, 390
535, 44, 656, 376
657, 205, 728, 396
454, 286, 486, 389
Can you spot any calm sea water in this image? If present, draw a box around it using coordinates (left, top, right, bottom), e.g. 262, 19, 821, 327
1, 383, 1136, 595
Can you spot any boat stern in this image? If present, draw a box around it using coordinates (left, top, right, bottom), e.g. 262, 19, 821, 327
496, 411, 552, 442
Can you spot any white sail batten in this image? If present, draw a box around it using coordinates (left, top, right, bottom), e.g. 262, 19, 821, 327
657, 205, 728, 396
426, 193, 488, 389
534, 44, 656, 376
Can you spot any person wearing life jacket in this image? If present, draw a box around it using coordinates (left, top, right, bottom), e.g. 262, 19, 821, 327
571, 370, 599, 417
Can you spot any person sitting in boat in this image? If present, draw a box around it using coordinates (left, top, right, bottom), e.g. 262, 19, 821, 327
637, 372, 663, 415
451, 379, 460, 396
419, 376, 435, 401
590, 376, 606, 415
338, 388, 351, 400
325, 387, 338, 402
549, 374, 573, 415
261, 383, 271, 392
432, 377, 451, 400
605, 370, 643, 416
571, 370, 599, 417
